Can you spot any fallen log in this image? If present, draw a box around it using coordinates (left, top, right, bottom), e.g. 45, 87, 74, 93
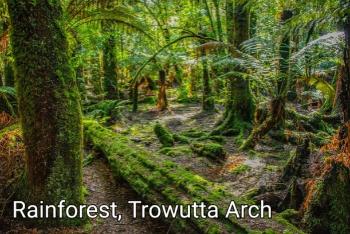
84, 120, 304, 234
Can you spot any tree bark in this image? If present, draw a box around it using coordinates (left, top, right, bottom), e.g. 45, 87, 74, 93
157, 69, 168, 111
102, 33, 119, 100
7, 0, 83, 207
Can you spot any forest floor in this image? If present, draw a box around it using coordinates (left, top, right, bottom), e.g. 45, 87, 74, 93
116, 101, 292, 198
1, 100, 298, 233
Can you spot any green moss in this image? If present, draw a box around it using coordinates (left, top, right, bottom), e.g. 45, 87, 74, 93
230, 164, 251, 174
159, 145, 192, 157
265, 165, 279, 172
279, 209, 299, 220
274, 212, 305, 234
173, 134, 190, 144
303, 162, 350, 234
182, 128, 208, 138
190, 141, 226, 161
154, 122, 175, 147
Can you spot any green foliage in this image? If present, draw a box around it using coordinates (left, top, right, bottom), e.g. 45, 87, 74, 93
177, 87, 200, 103
0, 86, 16, 115
84, 100, 122, 120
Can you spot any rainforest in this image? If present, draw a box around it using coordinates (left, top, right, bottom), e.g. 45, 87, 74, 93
0, 0, 349, 233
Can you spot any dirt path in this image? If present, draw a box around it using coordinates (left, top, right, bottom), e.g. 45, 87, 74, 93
83, 157, 170, 234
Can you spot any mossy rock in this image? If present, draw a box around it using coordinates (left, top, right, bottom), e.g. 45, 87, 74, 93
190, 142, 226, 161
154, 123, 175, 147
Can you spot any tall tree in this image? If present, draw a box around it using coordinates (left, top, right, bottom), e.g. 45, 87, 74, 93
101, 3, 119, 100
200, 35, 215, 111
6, 0, 83, 210
213, 0, 254, 135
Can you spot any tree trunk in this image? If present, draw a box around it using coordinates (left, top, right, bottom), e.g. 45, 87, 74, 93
101, 3, 118, 100
201, 45, 215, 111
157, 69, 168, 111
102, 34, 118, 100
7, 0, 83, 209
213, 0, 254, 135
132, 81, 139, 113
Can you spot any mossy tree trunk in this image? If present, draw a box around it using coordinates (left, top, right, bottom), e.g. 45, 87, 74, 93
102, 33, 119, 100
200, 38, 215, 111
213, 0, 254, 135
157, 69, 168, 111
7, 0, 83, 208
241, 10, 293, 149
101, 14, 119, 100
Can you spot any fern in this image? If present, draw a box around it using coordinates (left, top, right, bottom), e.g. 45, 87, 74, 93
0, 86, 16, 116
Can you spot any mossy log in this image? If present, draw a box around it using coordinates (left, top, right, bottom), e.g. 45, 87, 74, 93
154, 123, 175, 147
84, 120, 304, 234
190, 142, 226, 161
